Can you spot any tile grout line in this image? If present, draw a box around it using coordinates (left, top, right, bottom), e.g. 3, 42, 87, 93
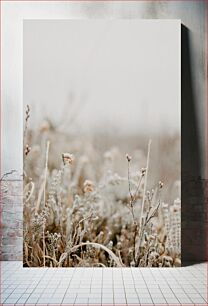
121, 268, 128, 306
62, 266, 76, 305
130, 267, 141, 305
155, 268, 181, 304
137, 269, 154, 305
184, 265, 207, 300
167, 268, 206, 304
0, 262, 207, 306
151, 271, 181, 305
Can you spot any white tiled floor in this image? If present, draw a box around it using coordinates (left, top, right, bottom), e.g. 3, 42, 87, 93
0, 261, 207, 305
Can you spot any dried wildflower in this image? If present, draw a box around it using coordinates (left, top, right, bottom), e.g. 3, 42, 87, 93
73, 195, 81, 209
25, 104, 30, 121
159, 181, 164, 189
83, 180, 94, 193
24, 144, 31, 156
107, 241, 113, 250
117, 242, 122, 250
23, 105, 30, 158
174, 258, 181, 267
23, 119, 181, 267
126, 154, 132, 162
126, 153, 132, 162
31, 207, 50, 236
62, 153, 74, 165
173, 198, 181, 211
141, 167, 146, 176
161, 255, 173, 267
46, 231, 61, 253
149, 251, 159, 261
130, 260, 135, 267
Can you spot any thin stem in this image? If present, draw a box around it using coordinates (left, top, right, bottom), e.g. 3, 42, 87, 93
43, 141, 50, 267
23, 105, 30, 177
127, 163, 143, 224
23, 105, 30, 144
139, 140, 151, 231
137, 140, 151, 259
43, 141, 50, 207
127, 159, 144, 263
132, 223, 138, 262
127, 161, 134, 202
131, 175, 143, 205
146, 190, 161, 224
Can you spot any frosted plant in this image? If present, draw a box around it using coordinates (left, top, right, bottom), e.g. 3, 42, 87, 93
23, 105, 181, 267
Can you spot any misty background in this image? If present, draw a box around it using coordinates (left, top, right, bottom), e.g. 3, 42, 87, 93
22, 20, 180, 198
23, 20, 180, 137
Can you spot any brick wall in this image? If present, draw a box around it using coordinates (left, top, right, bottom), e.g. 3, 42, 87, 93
0, 180, 23, 261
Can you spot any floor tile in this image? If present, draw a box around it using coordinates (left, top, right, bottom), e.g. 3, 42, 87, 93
0, 261, 207, 306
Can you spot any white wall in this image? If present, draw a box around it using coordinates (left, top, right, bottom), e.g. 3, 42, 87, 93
1, 1, 206, 177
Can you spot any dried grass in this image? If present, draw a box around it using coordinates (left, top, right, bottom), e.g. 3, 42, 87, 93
23, 106, 181, 267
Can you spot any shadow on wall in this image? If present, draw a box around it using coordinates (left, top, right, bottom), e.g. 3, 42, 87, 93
181, 25, 207, 265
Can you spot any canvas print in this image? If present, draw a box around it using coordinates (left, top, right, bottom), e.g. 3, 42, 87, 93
23, 20, 181, 267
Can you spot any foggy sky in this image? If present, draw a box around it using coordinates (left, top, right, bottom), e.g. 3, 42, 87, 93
24, 19, 180, 135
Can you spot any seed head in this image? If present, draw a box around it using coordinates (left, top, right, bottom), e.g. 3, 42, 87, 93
159, 181, 164, 189
126, 154, 132, 162
25, 105, 30, 121
83, 179, 94, 193
141, 167, 146, 176
24, 144, 31, 156
62, 153, 74, 165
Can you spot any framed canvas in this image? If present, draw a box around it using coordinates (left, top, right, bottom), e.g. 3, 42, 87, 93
23, 19, 181, 267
